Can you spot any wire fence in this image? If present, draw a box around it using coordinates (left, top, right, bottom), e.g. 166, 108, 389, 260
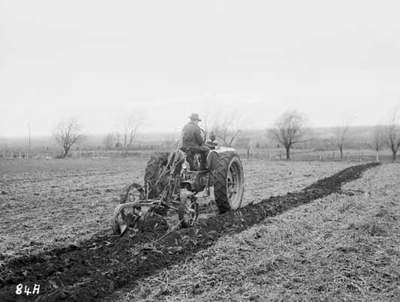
0, 147, 397, 163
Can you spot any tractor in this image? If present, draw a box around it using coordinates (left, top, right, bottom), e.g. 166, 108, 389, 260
111, 136, 245, 235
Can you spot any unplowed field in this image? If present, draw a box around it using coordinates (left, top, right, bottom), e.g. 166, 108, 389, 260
0, 157, 374, 301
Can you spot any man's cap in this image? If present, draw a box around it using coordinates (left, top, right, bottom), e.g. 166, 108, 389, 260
189, 113, 201, 121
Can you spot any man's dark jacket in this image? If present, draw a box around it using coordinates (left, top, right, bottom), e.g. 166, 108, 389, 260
181, 121, 204, 149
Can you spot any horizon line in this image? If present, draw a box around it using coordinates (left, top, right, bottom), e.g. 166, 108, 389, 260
0, 124, 391, 140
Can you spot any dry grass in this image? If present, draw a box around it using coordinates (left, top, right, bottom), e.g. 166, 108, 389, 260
111, 163, 400, 302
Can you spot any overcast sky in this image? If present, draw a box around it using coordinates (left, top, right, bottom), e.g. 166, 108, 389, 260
1, 0, 400, 137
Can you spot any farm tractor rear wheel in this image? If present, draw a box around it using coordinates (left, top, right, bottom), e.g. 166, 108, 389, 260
213, 152, 244, 213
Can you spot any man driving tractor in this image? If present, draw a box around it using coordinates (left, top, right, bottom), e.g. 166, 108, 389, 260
181, 113, 210, 170
112, 112, 245, 235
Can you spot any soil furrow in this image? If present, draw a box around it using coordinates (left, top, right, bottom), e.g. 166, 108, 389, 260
0, 162, 379, 302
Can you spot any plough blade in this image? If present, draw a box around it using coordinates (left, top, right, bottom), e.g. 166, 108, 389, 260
119, 223, 128, 236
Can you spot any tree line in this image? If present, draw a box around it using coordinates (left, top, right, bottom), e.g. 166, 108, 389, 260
52, 109, 400, 162
269, 109, 400, 161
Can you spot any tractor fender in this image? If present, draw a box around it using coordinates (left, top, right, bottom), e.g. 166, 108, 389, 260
214, 146, 236, 154
206, 147, 237, 171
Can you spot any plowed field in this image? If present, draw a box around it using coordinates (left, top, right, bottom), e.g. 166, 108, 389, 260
0, 157, 374, 301
0, 158, 352, 260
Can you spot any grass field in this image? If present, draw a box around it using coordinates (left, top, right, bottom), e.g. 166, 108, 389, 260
0, 157, 352, 261
110, 163, 400, 302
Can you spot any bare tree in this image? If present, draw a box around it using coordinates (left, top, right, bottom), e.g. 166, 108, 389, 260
121, 112, 145, 150
371, 125, 385, 162
208, 111, 243, 147
53, 118, 84, 158
385, 110, 400, 161
269, 110, 306, 160
334, 123, 350, 161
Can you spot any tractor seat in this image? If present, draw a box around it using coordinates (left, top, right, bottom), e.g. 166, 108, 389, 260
180, 147, 208, 171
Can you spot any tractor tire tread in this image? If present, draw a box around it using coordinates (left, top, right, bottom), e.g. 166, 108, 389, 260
213, 151, 238, 214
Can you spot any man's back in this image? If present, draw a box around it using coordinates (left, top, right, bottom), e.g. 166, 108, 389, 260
182, 121, 203, 148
